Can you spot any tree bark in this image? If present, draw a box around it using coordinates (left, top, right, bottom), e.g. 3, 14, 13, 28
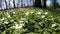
5, 0, 8, 9
34, 0, 42, 7
13, 0, 15, 8
43, 0, 46, 8
21, 0, 23, 7
51, 0, 57, 9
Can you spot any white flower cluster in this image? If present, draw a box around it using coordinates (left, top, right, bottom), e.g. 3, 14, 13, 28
51, 16, 53, 17
12, 23, 24, 29
13, 12, 15, 14
37, 12, 42, 15
20, 18, 27, 20
41, 15, 45, 18
25, 12, 29, 16
51, 23, 57, 27
44, 12, 48, 15
0, 17, 5, 21
4, 21, 9, 24
8, 15, 11, 18
10, 19, 14, 22
19, 21, 24, 23
51, 18, 54, 20
6, 12, 11, 18
30, 12, 34, 14
48, 18, 54, 20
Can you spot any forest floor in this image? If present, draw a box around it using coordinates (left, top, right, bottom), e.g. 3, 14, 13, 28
56, 8, 60, 11
0, 7, 60, 34
1, 7, 60, 17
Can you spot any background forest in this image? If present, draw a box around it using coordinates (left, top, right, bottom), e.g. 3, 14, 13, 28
0, 0, 60, 34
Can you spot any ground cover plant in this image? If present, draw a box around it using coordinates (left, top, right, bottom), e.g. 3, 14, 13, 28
0, 7, 60, 34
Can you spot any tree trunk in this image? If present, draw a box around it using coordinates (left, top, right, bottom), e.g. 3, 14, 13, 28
34, 0, 42, 7
21, 0, 23, 7
51, 0, 57, 9
5, 0, 8, 9
13, 0, 15, 8
54, 0, 57, 9
9, 0, 10, 8
43, 0, 46, 8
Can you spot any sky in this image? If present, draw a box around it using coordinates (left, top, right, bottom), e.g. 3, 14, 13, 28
47, 0, 60, 4
57, 0, 60, 4
47, 0, 60, 5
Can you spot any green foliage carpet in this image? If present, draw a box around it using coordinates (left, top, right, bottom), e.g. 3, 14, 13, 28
0, 7, 60, 34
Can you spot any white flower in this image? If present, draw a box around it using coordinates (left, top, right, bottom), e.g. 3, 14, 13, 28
6, 12, 11, 18
37, 12, 41, 15
10, 27, 13, 28
13, 24, 19, 29
10, 19, 14, 22
51, 23, 56, 27
49, 18, 54, 20
25, 12, 29, 15
44, 12, 48, 15
21, 18, 26, 20
41, 15, 45, 18
4, 21, 8, 24
51, 16, 53, 17
1, 17, 5, 21
19, 21, 24, 23
13, 15, 16, 17
20, 23, 24, 26
6, 12, 9, 15
13, 12, 15, 14
8, 15, 11, 18
30, 12, 34, 14
51, 18, 54, 20
13, 23, 24, 29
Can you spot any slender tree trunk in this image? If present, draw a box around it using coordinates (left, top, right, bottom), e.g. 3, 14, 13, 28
34, 0, 42, 7
17, 0, 19, 7
5, 0, 7, 9
53, 0, 57, 9
33, 0, 35, 6
51, 0, 57, 9
21, 0, 23, 7
13, 0, 15, 8
43, 0, 46, 8
9, 0, 10, 8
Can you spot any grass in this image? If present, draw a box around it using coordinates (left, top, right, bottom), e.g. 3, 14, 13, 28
0, 7, 60, 34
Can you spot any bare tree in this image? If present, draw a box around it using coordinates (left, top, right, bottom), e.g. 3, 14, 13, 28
5, 0, 10, 9
21, 0, 23, 7
43, 0, 47, 8
13, 0, 15, 8
51, 0, 57, 9
5, 0, 8, 9
34, 0, 42, 7
9, 0, 10, 8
